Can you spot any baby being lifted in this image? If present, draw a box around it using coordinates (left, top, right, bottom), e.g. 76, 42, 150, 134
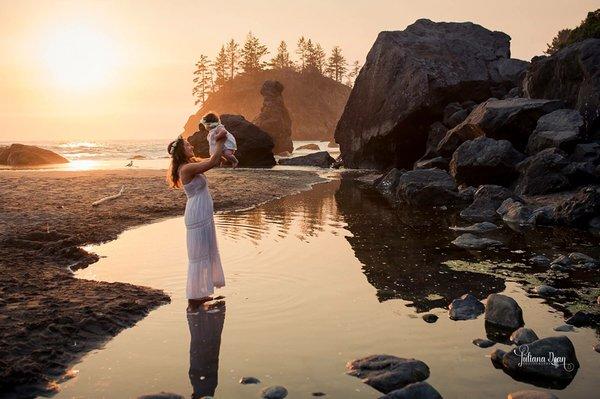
201, 113, 239, 168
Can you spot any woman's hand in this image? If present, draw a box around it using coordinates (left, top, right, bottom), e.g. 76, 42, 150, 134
215, 129, 227, 141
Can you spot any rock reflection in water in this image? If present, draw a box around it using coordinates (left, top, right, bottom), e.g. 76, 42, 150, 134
334, 177, 505, 312
187, 303, 226, 399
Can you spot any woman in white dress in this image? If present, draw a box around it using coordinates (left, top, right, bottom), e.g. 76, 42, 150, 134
167, 131, 227, 312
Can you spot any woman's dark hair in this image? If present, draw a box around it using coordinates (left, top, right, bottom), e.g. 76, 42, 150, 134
167, 137, 189, 188
201, 112, 219, 125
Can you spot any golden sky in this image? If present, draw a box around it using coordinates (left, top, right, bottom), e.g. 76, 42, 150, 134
0, 0, 598, 142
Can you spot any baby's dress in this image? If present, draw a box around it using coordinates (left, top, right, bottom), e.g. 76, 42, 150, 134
183, 174, 225, 299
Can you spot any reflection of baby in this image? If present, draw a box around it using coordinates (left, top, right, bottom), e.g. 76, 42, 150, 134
201, 113, 238, 168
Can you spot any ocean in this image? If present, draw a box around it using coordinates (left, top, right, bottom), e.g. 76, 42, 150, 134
0, 139, 338, 171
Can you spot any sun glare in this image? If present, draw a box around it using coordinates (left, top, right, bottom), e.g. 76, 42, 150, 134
42, 25, 119, 91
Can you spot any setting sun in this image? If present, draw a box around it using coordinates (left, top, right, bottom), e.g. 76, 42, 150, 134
41, 24, 119, 91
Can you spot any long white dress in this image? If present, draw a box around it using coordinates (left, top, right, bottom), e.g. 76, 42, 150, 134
183, 174, 225, 299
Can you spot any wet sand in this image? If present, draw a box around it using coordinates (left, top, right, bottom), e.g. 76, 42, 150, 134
0, 168, 326, 397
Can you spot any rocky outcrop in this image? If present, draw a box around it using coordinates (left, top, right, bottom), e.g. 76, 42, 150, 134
526, 109, 585, 154
395, 168, 460, 206
515, 148, 570, 195
523, 38, 600, 133
0, 144, 69, 167
553, 185, 600, 227
183, 68, 350, 141
345, 354, 430, 393
252, 80, 293, 154
334, 19, 528, 170
450, 137, 525, 186
188, 114, 276, 167
278, 151, 335, 168
437, 98, 563, 157
460, 185, 520, 221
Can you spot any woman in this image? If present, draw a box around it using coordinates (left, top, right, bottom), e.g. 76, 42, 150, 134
167, 132, 227, 312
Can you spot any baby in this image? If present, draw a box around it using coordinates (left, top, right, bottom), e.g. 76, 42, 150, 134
201, 113, 238, 168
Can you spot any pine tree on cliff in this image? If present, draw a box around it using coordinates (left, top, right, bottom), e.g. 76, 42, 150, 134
192, 55, 212, 106
325, 46, 347, 82
296, 36, 308, 70
239, 32, 269, 74
345, 60, 361, 87
304, 39, 325, 74
270, 41, 294, 69
225, 39, 240, 79
213, 45, 229, 89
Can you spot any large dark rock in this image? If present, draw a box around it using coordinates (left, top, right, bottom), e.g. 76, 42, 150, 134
188, 114, 276, 167
422, 122, 448, 159
460, 185, 520, 221
278, 151, 335, 168
450, 136, 525, 186
526, 109, 585, 154
501, 336, 580, 383
496, 198, 552, 227
345, 354, 430, 393
484, 293, 524, 330
395, 168, 460, 206
334, 19, 528, 170
252, 80, 294, 154
437, 98, 563, 157
523, 38, 600, 134
0, 144, 69, 167
553, 185, 600, 227
515, 148, 570, 195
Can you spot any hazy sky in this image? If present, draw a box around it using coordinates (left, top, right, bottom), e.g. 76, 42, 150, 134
1, 0, 598, 142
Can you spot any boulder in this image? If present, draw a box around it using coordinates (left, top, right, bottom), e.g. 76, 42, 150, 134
437, 98, 563, 157
451, 234, 503, 250
345, 354, 430, 393
375, 168, 404, 194
526, 109, 585, 154
188, 114, 276, 167
0, 144, 69, 166
239, 376, 261, 384
507, 390, 559, 399
510, 327, 539, 345
422, 122, 448, 159
253, 80, 294, 154
422, 314, 438, 323
485, 293, 524, 330
260, 385, 288, 399
395, 168, 460, 206
501, 336, 579, 382
334, 19, 528, 170
295, 143, 320, 151
553, 185, 600, 227
278, 151, 335, 168
496, 198, 552, 227
523, 38, 600, 133
460, 185, 519, 221
571, 142, 600, 163
534, 285, 558, 296
473, 338, 496, 348
515, 148, 570, 195
449, 137, 525, 186
448, 294, 485, 320
380, 382, 443, 399
565, 311, 599, 327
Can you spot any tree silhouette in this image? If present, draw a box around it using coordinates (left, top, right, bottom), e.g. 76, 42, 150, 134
295, 36, 308, 71
325, 46, 347, 82
192, 55, 212, 106
225, 39, 240, 79
270, 41, 294, 69
345, 60, 361, 87
239, 32, 269, 74
545, 29, 572, 55
213, 45, 229, 90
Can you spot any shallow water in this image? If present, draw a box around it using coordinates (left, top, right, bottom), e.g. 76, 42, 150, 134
53, 179, 599, 398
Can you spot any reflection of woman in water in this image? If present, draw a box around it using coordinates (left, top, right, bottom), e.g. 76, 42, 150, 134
187, 303, 226, 398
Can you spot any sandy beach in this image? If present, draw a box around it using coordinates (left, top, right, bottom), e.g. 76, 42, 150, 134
0, 168, 326, 397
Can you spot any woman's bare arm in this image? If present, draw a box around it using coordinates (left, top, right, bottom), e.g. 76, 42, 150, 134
180, 134, 226, 182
